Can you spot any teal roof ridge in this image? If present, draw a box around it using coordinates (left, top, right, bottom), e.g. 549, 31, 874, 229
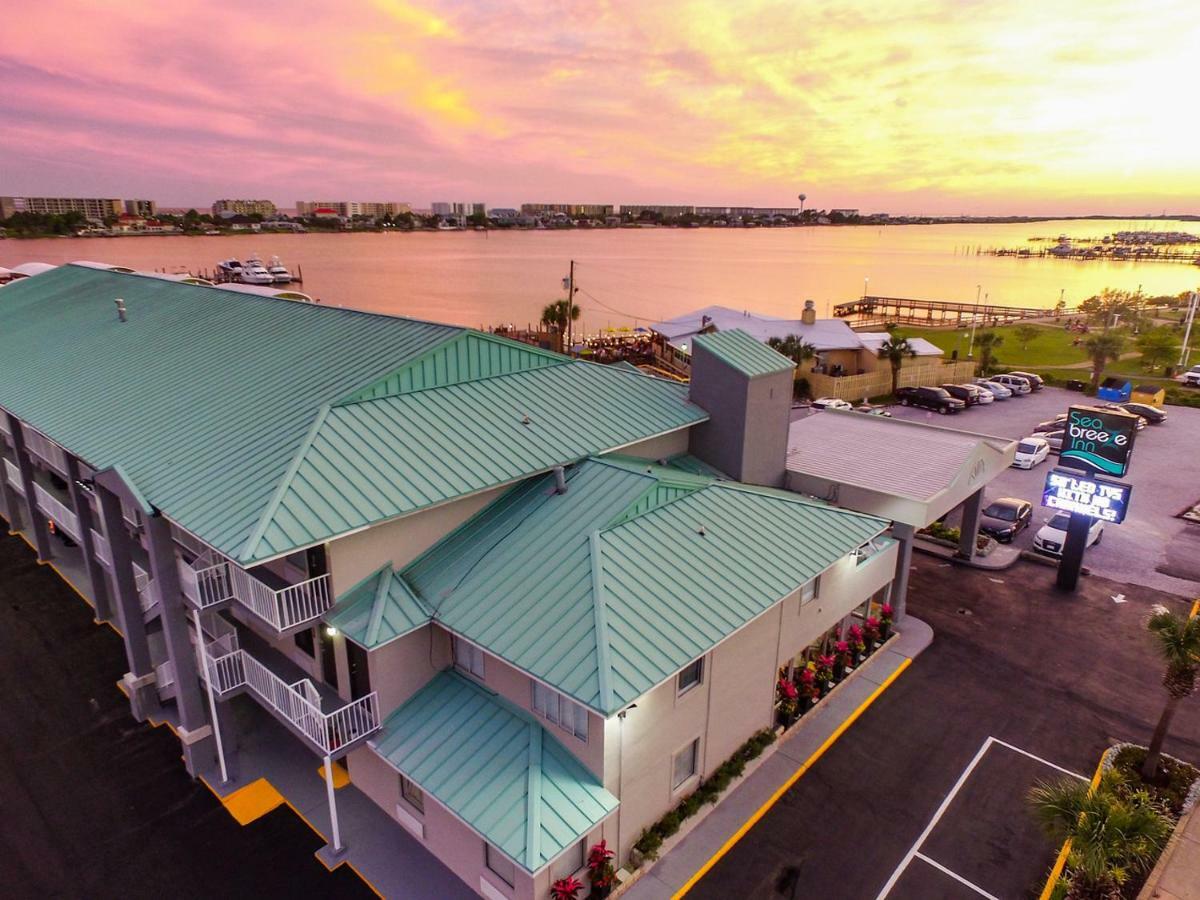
366, 567, 394, 646
525, 723, 543, 869
692, 328, 795, 377
588, 530, 614, 712
110, 463, 154, 515
237, 404, 332, 563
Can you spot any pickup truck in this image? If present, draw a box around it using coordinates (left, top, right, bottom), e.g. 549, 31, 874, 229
894, 386, 966, 414
1182, 366, 1200, 387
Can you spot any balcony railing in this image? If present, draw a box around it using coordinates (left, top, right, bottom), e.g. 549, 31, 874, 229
22, 427, 68, 474
179, 554, 332, 633
202, 648, 380, 755
33, 483, 81, 542
4, 458, 24, 495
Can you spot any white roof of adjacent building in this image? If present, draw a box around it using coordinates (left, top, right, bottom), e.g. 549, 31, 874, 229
9, 262, 57, 278
650, 305, 866, 352
785, 410, 1017, 526
856, 332, 943, 356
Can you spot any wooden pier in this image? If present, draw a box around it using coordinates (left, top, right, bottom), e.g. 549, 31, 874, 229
834, 295, 1077, 328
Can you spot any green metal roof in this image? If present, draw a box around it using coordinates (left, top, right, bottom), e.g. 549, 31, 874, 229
390, 457, 888, 715
325, 566, 431, 647
245, 362, 706, 562
0, 266, 706, 564
692, 328, 795, 377
372, 670, 617, 873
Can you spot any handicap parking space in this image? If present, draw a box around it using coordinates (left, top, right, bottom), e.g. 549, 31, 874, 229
879, 737, 1085, 900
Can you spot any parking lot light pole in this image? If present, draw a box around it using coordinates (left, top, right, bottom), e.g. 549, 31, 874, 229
1179, 290, 1198, 369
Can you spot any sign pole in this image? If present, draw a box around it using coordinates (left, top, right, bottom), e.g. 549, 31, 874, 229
1055, 511, 1093, 592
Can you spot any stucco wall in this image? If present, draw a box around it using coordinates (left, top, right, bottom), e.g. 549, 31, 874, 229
615, 428, 690, 462
368, 625, 452, 719
327, 485, 507, 595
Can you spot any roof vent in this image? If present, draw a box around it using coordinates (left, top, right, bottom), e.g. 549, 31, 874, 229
521, 413, 531, 426
553, 466, 568, 494
115, 298, 127, 322
697, 524, 706, 536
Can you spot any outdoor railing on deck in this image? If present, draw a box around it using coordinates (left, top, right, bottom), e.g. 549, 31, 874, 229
33, 483, 81, 541
22, 428, 68, 474
178, 554, 332, 633
202, 648, 380, 755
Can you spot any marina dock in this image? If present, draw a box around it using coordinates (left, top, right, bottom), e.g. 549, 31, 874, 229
834, 295, 1077, 328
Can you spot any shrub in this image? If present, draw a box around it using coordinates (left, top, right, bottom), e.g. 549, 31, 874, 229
656, 810, 682, 838
678, 792, 703, 819
634, 827, 663, 860
724, 755, 746, 778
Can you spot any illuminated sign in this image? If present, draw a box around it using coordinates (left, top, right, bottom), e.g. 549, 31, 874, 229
1042, 468, 1132, 524
1060, 406, 1137, 477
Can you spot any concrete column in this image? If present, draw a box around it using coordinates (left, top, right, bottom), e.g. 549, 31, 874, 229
958, 488, 985, 561
96, 484, 159, 722
891, 523, 915, 622
146, 513, 215, 776
7, 413, 53, 562
66, 457, 112, 622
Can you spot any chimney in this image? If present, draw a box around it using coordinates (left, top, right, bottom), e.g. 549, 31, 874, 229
553, 465, 568, 494
115, 298, 127, 322
801, 299, 816, 325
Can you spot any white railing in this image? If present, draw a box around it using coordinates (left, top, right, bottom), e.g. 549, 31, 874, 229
155, 658, 175, 690
33, 483, 81, 541
203, 648, 380, 754
178, 553, 332, 632
133, 562, 153, 612
4, 458, 24, 495
22, 427, 68, 473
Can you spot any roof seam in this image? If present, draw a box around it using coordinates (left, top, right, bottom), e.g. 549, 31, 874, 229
366, 569, 392, 646
526, 723, 543, 869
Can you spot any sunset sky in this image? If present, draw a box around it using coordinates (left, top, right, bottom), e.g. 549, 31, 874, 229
3, 0, 1197, 215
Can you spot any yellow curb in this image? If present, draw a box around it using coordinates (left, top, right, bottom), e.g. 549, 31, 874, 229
673, 657, 913, 898
319, 760, 350, 789
1037, 752, 1107, 900
216, 777, 286, 825
1189, 599, 1198, 619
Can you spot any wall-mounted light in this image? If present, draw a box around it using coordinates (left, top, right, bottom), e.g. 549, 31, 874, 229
325, 625, 338, 637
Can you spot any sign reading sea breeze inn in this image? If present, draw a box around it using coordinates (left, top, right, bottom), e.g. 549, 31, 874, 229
1042, 468, 1133, 523
1060, 406, 1138, 477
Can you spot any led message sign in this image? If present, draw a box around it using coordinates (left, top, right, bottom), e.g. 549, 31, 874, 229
1041, 468, 1132, 524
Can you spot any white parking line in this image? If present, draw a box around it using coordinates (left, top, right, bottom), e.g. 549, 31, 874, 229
875, 736, 1086, 900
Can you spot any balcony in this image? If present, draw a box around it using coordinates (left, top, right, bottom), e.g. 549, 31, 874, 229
201, 644, 380, 756
177, 553, 332, 634
33, 482, 81, 543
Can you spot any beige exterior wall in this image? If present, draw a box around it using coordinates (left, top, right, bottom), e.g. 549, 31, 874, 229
327, 486, 507, 595
368, 624, 452, 718
615, 428, 690, 461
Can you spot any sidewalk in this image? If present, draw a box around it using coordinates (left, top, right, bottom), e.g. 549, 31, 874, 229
623, 617, 934, 900
912, 536, 1022, 570
1140, 805, 1200, 900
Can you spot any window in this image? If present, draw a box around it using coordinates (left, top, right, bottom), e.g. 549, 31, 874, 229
800, 576, 820, 606
676, 658, 703, 695
400, 775, 424, 813
672, 738, 699, 789
293, 627, 315, 657
551, 840, 585, 880
532, 682, 588, 741
454, 638, 485, 678
485, 843, 516, 887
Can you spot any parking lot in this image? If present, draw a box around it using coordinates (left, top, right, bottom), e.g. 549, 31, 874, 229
855, 385, 1200, 595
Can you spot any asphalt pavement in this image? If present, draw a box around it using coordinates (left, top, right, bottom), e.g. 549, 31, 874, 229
688, 559, 1200, 900
0, 530, 374, 900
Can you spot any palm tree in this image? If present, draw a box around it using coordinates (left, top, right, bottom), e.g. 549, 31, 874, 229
766, 334, 816, 369
540, 299, 579, 351
1141, 607, 1200, 781
976, 331, 1002, 376
1028, 772, 1173, 898
878, 336, 917, 396
1084, 332, 1125, 394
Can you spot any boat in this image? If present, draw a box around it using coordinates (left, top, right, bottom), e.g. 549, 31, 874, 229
239, 258, 274, 285
216, 258, 244, 280
267, 255, 292, 283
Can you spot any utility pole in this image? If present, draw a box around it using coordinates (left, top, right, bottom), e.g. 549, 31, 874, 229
1180, 290, 1199, 369
561, 260, 577, 356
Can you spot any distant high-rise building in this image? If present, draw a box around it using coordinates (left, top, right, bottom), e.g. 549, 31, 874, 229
1, 195, 130, 221
124, 199, 157, 217
430, 202, 486, 220
520, 203, 613, 218
296, 201, 411, 219
212, 199, 277, 217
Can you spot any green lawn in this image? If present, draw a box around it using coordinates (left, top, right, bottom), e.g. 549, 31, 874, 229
894, 322, 1091, 368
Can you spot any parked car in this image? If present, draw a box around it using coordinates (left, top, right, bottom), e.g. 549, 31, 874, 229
1107, 401, 1167, 424
854, 403, 892, 417
1033, 414, 1069, 434
958, 383, 993, 404
979, 498, 1033, 542
811, 397, 853, 410
989, 373, 1033, 395
1012, 437, 1051, 469
894, 386, 966, 414
1032, 512, 1104, 557
974, 379, 1013, 400
940, 383, 980, 406
1041, 429, 1065, 451
1007, 371, 1044, 391
1065, 379, 1087, 392
1180, 365, 1200, 387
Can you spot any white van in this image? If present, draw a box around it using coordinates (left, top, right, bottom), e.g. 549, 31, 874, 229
990, 373, 1033, 394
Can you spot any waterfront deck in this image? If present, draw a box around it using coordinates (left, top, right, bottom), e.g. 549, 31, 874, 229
834, 295, 1078, 328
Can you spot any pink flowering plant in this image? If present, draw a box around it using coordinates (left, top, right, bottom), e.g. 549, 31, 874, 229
551, 875, 584, 900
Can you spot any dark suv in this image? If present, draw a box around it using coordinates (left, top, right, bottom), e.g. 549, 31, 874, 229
940, 383, 979, 406
894, 386, 966, 414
